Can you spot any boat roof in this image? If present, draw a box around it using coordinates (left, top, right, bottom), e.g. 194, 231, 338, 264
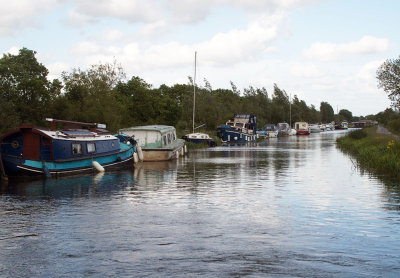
119, 125, 176, 133
0, 126, 116, 141
185, 132, 211, 138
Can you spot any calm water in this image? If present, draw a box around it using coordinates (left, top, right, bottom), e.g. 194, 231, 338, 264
1, 131, 400, 277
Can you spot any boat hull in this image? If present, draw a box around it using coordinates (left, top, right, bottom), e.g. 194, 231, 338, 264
296, 130, 310, 135
1, 147, 134, 177
217, 129, 257, 143
142, 142, 185, 162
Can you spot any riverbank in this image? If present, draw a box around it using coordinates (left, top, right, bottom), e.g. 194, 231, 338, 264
336, 126, 400, 178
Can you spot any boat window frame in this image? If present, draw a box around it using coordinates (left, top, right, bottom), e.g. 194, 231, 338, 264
72, 143, 83, 155
87, 142, 96, 153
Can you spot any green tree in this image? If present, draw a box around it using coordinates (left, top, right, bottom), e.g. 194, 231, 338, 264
0, 48, 61, 132
377, 56, 400, 109
271, 84, 289, 124
61, 62, 126, 131
320, 102, 334, 122
338, 109, 353, 122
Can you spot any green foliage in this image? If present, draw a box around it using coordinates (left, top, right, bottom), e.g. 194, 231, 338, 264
375, 108, 400, 125
348, 129, 367, 140
377, 56, 400, 109
386, 119, 400, 135
0, 48, 61, 133
320, 101, 334, 122
337, 127, 400, 178
339, 109, 353, 122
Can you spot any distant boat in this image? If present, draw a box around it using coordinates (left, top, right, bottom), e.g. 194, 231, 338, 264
0, 118, 136, 178
334, 121, 348, 130
309, 124, 321, 133
295, 122, 310, 135
182, 51, 216, 147
216, 114, 258, 143
118, 125, 185, 161
277, 123, 291, 137
182, 133, 216, 147
263, 124, 278, 138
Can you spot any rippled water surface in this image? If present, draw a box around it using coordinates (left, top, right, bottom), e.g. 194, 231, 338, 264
1, 131, 400, 277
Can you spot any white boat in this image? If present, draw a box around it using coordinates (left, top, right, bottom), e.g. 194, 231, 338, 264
118, 125, 185, 161
295, 122, 310, 135
277, 123, 291, 137
263, 124, 278, 138
309, 124, 321, 133
182, 132, 216, 147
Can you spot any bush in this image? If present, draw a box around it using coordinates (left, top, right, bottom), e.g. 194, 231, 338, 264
387, 119, 400, 135
348, 129, 367, 140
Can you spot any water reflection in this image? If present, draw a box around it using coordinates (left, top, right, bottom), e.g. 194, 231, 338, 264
1, 131, 400, 277
0, 170, 135, 199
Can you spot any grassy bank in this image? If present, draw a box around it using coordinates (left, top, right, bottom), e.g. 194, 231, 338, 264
336, 127, 400, 178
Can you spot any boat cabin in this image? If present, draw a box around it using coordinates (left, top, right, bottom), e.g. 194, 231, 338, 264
118, 125, 179, 149
0, 120, 119, 162
295, 122, 310, 135
225, 114, 257, 134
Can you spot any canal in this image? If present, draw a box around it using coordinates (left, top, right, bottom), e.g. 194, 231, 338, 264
1, 131, 400, 277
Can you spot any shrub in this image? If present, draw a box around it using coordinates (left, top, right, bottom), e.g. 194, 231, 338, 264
387, 119, 400, 135
348, 129, 367, 140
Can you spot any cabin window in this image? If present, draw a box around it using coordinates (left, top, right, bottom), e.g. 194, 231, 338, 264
87, 142, 96, 153
163, 135, 167, 146
72, 143, 82, 155
167, 133, 171, 144
173, 133, 176, 141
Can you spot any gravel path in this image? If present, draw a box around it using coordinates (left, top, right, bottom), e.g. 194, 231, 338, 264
376, 124, 400, 139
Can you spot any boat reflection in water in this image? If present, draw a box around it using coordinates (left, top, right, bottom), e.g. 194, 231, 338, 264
0, 170, 136, 199
132, 160, 181, 188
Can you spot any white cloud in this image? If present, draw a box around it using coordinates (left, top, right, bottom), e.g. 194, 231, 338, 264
291, 63, 323, 78
304, 35, 390, 61
197, 12, 285, 66
0, 0, 59, 36
2, 46, 20, 55
345, 60, 385, 92
65, 0, 161, 26
67, 10, 286, 73
95, 28, 125, 42
70, 41, 102, 56
47, 62, 71, 79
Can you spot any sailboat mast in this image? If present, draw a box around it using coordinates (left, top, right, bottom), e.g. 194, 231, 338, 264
192, 51, 197, 133
289, 93, 291, 128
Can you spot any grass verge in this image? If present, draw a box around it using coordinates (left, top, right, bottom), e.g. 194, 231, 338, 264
336, 127, 400, 178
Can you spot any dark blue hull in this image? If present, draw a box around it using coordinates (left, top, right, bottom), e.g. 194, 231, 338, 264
216, 129, 257, 143
1, 146, 134, 178
183, 138, 216, 147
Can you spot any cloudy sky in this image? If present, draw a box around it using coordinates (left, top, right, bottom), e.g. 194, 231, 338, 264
1, 0, 399, 116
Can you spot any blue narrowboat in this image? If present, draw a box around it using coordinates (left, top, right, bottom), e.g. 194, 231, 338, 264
216, 114, 258, 143
0, 119, 136, 178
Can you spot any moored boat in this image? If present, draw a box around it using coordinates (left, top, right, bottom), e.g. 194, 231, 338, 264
295, 122, 310, 135
277, 123, 291, 137
216, 114, 257, 143
182, 133, 216, 147
118, 125, 185, 161
309, 124, 321, 133
0, 119, 136, 178
264, 124, 278, 138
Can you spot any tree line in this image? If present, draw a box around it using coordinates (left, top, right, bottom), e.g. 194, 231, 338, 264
0, 48, 356, 135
